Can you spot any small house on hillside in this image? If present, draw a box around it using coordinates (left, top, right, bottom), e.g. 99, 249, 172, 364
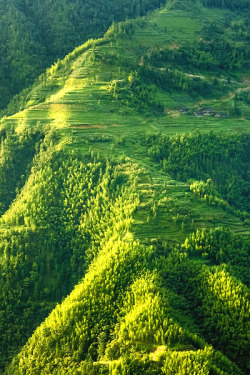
193, 107, 216, 117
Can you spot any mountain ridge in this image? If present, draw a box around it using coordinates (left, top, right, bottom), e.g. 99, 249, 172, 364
0, 1, 249, 373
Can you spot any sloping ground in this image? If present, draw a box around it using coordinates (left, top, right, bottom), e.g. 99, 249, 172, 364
1, 2, 249, 135
0, 1, 249, 374
2, 153, 249, 374
132, 169, 250, 244
0, 0, 167, 110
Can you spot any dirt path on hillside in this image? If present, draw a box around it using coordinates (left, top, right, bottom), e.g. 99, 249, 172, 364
138, 56, 144, 66
198, 85, 250, 106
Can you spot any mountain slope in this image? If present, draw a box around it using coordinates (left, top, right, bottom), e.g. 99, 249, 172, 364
2, 0, 249, 130
0, 1, 249, 374
0, 0, 166, 111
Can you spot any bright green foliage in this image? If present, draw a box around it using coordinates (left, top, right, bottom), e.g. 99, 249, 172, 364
5, 236, 152, 374
0, 0, 166, 110
146, 132, 250, 212
108, 349, 213, 375
161, 347, 213, 375
0, 133, 141, 369
106, 273, 185, 359
108, 71, 164, 114
1, 135, 248, 373
156, 248, 249, 372
69, 159, 140, 270
201, 0, 250, 10
199, 268, 250, 367
0, 1, 249, 374
182, 227, 250, 285
0, 126, 44, 215
2, 0, 249, 126
108, 354, 161, 375
149, 38, 247, 72
139, 66, 223, 98
190, 180, 230, 210
108, 345, 244, 374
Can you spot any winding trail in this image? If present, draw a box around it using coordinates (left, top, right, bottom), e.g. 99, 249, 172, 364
198, 85, 250, 106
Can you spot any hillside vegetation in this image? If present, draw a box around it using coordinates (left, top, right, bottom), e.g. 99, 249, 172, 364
0, 0, 165, 111
0, 0, 249, 374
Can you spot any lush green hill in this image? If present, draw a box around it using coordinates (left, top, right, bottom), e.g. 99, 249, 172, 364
0, 0, 249, 374
0, 0, 166, 111
1, 0, 249, 112
2, 0, 249, 127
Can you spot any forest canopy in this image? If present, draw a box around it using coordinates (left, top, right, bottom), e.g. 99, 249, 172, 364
0, 1, 249, 374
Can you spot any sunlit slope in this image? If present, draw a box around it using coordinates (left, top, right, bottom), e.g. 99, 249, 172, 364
0, 0, 168, 110
0, 133, 142, 369
4, 197, 249, 374
0, 2, 249, 374
0, 0, 249, 251
1, 1, 249, 135
0, 128, 248, 374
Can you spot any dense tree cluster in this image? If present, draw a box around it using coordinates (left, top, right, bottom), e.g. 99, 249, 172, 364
146, 131, 250, 212
182, 227, 250, 286
108, 71, 164, 114
0, 125, 248, 374
139, 66, 225, 98
159, 247, 249, 371
5, 236, 153, 374
171, 0, 250, 11
149, 38, 247, 72
0, 1, 249, 373
199, 267, 249, 366
201, 0, 250, 10
4, 243, 248, 374
0, 130, 140, 370
0, 125, 44, 215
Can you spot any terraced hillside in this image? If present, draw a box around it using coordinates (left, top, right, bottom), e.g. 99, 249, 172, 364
0, 0, 167, 110
0, 0, 249, 374
2, 0, 250, 132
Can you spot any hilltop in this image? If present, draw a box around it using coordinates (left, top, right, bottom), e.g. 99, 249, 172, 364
0, 1, 249, 374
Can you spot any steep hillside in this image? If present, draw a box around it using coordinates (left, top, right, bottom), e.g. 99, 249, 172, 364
2, 0, 249, 129
0, 0, 165, 111
0, 1, 249, 374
